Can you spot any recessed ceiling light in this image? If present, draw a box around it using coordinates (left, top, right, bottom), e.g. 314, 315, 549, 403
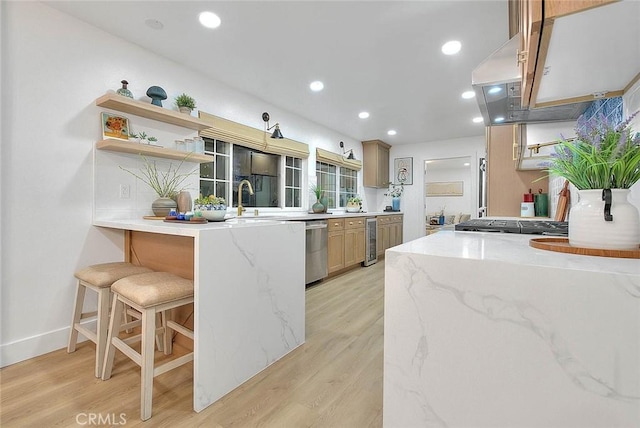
488, 86, 502, 94
464, 162, 470, 166
309, 81, 324, 92
145, 19, 164, 30
461, 91, 475, 99
358, 112, 370, 119
494, 116, 505, 123
472, 117, 484, 123
441, 40, 461, 55
387, 130, 397, 136
199, 11, 221, 29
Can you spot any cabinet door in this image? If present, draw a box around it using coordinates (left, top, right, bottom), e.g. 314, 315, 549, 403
344, 228, 358, 267
519, 0, 543, 108
377, 144, 390, 187
328, 230, 345, 273
363, 140, 391, 188
487, 125, 548, 217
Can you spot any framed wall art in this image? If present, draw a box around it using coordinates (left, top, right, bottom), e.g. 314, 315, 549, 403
426, 181, 464, 196
101, 112, 130, 140
394, 157, 413, 185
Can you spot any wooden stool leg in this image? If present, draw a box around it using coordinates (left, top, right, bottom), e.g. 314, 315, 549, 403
162, 309, 173, 355
102, 297, 124, 381
141, 308, 156, 421
155, 312, 164, 352
67, 281, 86, 353
95, 287, 111, 378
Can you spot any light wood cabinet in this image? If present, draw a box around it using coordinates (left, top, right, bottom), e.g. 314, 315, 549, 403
513, 0, 621, 108
95, 93, 213, 163
344, 218, 366, 267
377, 214, 403, 257
486, 125, 548, 217
327, 219, 345, 274
327, 217, 366, 274
362, 140, 391, 188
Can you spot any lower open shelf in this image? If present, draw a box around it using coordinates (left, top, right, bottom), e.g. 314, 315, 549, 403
96, 139, 213, 163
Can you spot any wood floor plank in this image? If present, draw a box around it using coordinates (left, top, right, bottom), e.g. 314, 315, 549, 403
0, 261, 384, 427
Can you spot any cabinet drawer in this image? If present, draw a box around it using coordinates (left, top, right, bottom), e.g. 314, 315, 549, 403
328, 219, 345, 232
377, 216, 391, 225
344, 217, 365, 230
391, 215, 404, 223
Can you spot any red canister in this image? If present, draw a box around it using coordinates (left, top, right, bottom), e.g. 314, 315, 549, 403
523, 193, 534, 202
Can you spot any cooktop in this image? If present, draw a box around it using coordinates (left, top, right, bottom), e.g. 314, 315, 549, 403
455, 219, 568, 236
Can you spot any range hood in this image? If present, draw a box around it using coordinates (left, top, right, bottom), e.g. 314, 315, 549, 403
472, 35, 591, 126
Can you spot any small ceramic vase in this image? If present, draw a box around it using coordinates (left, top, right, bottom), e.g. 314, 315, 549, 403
116, 80, 133, 98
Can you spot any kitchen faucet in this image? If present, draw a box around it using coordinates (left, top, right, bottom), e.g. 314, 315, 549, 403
237, 179, 254, 216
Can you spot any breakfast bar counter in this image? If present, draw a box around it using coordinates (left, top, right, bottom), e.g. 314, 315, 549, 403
384, 231, 640, 427
94, 218, 305, 412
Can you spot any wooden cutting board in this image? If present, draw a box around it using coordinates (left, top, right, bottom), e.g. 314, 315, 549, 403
555, 180, 570, 221
530, 237, 640, 259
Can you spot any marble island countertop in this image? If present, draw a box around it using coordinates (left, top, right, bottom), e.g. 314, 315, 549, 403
93, 210, 401, 236
384, 230, 640, 428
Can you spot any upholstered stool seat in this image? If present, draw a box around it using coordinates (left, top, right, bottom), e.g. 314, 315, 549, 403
68, 262, 154, 377
102, 271, 194, 421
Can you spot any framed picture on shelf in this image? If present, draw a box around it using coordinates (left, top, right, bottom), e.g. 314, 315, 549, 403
101, 112, 130, 141
394, 157, 413, 185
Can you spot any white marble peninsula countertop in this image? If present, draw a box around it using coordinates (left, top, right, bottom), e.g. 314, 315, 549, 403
384, 231, 640, 428
93, 216, 305, 413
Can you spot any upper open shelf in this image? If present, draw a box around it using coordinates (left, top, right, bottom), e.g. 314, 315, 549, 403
96, 139, 213, 163
96, 93, 212, 131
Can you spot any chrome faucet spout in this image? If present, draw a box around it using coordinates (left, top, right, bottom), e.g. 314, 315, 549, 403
237, 179, 254, 216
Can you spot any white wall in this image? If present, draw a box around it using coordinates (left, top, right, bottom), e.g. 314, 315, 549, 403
383, 137, 486, 242
425, 163, 473, 217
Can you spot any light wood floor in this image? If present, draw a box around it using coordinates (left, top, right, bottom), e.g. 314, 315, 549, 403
0, 261, 384, 427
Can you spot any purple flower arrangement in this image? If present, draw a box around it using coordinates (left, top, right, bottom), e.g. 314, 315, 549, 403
548, 111, 640, 189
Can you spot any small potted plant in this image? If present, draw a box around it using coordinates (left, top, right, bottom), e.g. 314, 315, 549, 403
194, 194, 227, 221
310, 184, 325, 213
175, 93, 197, 115
346, 195, 362, 212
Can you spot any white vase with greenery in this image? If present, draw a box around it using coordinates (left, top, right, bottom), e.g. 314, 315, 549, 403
547, 111, 640, 250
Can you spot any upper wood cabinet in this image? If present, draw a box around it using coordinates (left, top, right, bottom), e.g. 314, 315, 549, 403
486, 125, 549, 217
513, 0, 634, 109
362, 140, 391, 188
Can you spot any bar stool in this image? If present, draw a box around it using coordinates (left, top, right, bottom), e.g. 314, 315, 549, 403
101, 271, 194, 421
68, 262, 154, 377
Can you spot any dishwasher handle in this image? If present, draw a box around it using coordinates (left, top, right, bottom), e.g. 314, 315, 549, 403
305, 222, 327, 230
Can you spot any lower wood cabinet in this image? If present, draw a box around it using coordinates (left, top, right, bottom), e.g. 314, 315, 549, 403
327, 217, 366, 274
377, 214, 403, 256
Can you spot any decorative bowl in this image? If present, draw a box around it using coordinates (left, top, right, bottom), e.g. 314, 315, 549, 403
195, 204, 227, 221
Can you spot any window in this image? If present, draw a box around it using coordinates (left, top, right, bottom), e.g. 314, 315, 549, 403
232, 146, 279, 208
316, 162, 358, 209
285, 156, 302, 207
200, 138, 230, 203
339, 168, 358, 207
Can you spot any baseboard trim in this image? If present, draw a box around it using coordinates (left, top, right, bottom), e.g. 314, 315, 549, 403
1, 321, 93, 368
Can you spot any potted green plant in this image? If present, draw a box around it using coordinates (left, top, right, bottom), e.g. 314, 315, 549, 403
194, 194, 227, 221
175, 93, 196, 115
310, 183, 325, 213
120, 155, 195, 216
546, 111, 640, 250
346, 195, 362, 212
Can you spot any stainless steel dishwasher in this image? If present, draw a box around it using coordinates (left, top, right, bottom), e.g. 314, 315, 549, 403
305, 220, 328, 284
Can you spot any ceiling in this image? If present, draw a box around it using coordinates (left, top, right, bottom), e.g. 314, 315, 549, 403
47, 1, 509, 145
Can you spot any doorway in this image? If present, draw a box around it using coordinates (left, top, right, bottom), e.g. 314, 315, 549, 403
424, 157, 474, 234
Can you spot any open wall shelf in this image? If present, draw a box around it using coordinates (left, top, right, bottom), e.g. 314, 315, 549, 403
96, 93, 212, 131
96, 139, 212, 163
